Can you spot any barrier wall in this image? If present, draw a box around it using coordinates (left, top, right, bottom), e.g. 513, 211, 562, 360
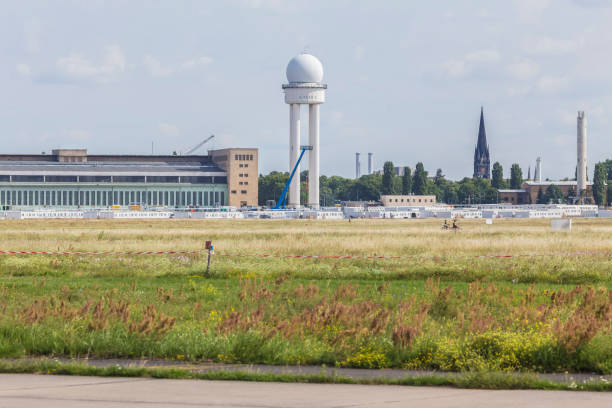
0, 205, 606, 220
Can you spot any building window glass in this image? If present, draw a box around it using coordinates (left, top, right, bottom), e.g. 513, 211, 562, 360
221, 192, 225, 205
169, 191, 175, 206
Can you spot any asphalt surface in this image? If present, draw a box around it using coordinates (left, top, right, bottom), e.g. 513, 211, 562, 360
0, 374, 611, 408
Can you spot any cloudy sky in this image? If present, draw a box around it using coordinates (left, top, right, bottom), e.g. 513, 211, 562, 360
2, 0, 612, 180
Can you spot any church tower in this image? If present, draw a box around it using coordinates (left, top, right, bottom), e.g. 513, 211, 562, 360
473, 107, 491, 179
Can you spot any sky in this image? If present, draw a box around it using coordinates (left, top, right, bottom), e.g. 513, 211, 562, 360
2, 0, 612, 181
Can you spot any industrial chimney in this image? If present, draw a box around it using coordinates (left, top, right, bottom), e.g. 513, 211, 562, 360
577, 111, 587, 199
367, 153, 373, 175
355, 153, 361, 178
535, 157, 542, 183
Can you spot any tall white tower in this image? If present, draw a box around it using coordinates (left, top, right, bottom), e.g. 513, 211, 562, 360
355, 153, 361, 178
367, 153, 373, 175
283, 53, 327, 208
577, 111, 587, 199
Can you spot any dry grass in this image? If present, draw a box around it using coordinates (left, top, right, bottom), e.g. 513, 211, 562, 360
0, 218, 610, 255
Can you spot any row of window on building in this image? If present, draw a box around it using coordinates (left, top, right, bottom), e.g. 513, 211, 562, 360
0, 175, 226, 184
0, 189, 226, 207
235, 154, 254, 161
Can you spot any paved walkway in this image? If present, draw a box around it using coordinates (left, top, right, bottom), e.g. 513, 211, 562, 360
0, 374, 611, 408
10, 357, 612, 385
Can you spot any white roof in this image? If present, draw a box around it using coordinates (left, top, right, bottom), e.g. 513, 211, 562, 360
524, 181, 592, 186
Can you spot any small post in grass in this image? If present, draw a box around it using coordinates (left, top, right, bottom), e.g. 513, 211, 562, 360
205, 240, 214, 276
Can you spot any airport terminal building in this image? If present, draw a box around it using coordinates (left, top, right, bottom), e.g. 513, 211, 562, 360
0, 148, 258, 209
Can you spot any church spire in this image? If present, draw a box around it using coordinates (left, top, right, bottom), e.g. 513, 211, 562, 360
477, 106, 488, 153
473, 106, 491, 179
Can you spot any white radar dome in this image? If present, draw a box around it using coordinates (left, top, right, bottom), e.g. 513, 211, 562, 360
286, 53, 323, 83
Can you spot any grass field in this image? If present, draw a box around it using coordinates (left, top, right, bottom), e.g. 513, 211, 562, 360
0, 218, 610, 375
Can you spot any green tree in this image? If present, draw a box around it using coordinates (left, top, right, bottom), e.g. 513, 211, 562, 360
593, 162, 607, 206
258, 171, 289, 206
510, 164, 523, 189
544, 185, 564, 204
608, 184, 612, 207
351, 174, 382, 201
434, 168, 444, 184
605, 159, 612, 180
491, 162, 505, 189
412, 162, 428, 195
402, 167, 412, 194
382, 161, 395, 195
536, 187, 545, 204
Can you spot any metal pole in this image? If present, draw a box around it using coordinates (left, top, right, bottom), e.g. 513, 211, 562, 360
205, 241, 213, 276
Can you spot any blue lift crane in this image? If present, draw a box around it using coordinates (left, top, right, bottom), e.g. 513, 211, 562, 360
274, 145, 312, 209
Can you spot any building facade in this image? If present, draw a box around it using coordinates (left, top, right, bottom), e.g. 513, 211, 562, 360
473, 107, 491, 179
210, 148, 258, 208
0, 148, 258, 209
380, 195, 436, 206
498, 181, 593, 205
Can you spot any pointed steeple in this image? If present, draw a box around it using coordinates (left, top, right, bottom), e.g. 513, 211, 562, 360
476, 106, 489, 153
473, 106, 491, 179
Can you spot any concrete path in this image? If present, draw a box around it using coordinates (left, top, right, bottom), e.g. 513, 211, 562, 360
0, 374, 610, 408
9, 357, 612, 385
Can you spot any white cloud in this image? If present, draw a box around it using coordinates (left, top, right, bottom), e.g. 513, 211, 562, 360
573, 0, 612, 7
158, 123, 180, 138
442, 59, 467, 78
507, 86, 531, 97
144, 56, 173, 77
525, 37, 581, 55
537, 76, 569, 93
242, 0, 289, 10
465, 50, 500, 63
16, 63, 32, 77
442, 49, 500, 78
56, 45, 126, 83
145, 56, 213, 77
514, 0, 550, 20
506, 59, 540, 80
180, 56, 213, 70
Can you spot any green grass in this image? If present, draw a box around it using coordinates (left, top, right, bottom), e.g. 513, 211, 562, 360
0, 360, 609, 391
0, 219, 610, 379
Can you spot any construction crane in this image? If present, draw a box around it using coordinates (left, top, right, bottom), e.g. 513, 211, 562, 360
184, 134, 215, 155
274, 145, 312, 209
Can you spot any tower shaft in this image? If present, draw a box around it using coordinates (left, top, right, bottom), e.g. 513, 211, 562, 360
577, 111, 587, 199
289, 104, 301, 207
308, 104, 320, 209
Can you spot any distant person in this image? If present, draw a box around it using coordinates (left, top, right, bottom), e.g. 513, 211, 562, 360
442, 220, 449, 230
452, 219, 459, 230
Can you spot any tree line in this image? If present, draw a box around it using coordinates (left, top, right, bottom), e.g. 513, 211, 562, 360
258, 159, 612, 207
